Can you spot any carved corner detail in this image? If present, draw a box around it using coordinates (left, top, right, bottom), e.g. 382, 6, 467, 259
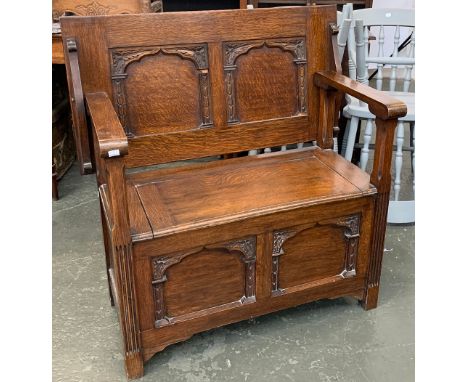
209, 236, 257, 298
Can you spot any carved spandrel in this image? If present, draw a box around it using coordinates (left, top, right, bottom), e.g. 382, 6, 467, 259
266, 39, 306, 61
112, 45, 208, 77
151, 248, 202, 283
224, 41, 265, 66
273, 230, 297, 257
218, 237, 257, 262
163, 46, 208, 70
333, 215, 360, 237
224, 39, 306, 66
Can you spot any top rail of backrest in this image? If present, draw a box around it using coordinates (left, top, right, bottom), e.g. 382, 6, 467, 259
60, 6, 337, 167
352, 8, 415, 27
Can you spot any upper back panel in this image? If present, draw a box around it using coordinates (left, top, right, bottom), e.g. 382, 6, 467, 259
61, 6, 336, 167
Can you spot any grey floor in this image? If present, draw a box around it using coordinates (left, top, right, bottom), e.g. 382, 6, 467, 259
53, 160, 414, 382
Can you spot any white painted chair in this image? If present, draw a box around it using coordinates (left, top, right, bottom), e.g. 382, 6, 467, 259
341, 8, 415, 223
248, 5, 353, 156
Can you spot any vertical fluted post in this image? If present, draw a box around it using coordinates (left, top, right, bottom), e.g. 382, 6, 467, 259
106, 158, 143, 379
362, 117, 397, 310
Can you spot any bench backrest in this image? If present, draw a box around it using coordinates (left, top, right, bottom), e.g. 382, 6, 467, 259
61, 6, 337, 167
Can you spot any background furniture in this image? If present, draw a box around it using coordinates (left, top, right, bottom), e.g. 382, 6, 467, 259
341, 8, 415, 223
52, 65, 75, 200
62, 5, 405, 379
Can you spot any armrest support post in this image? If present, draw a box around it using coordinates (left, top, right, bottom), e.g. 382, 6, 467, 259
363, 117, 397, 310
317, 87, 336, 149
87, 91, 143, 373
371, 118, 398, 194
105, 158, 143, 377
105, 158, 131, 245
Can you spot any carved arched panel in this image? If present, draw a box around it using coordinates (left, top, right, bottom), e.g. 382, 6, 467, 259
272, 215, 361, 296
111, 44, 212, 137
164, 249, 245, 317
223, 38, 307, 124
151, 236, 256, 327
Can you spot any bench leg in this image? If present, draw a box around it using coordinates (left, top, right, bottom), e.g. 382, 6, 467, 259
125, 352, 144, 380
112, 242, 144, 379
360, 191, 390, 311
361, 285, 380, 311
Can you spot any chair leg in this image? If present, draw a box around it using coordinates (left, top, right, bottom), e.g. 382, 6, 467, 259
344, 116, 359, 161
360, 118, 374, 171
394, 121, 405, 201
340, 119, 351, 156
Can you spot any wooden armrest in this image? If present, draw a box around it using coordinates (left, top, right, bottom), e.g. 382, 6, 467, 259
314, 71, 407, 120
86, 92, 128, 159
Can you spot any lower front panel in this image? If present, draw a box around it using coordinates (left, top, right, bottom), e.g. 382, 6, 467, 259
150, 236, 257, 328
132, 198, 374, 362
272, 214, 361, 296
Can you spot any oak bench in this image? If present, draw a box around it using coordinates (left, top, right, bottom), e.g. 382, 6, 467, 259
61, 5, 406, 379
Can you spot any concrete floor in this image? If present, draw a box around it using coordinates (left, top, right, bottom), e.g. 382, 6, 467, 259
53, 161, 414, 382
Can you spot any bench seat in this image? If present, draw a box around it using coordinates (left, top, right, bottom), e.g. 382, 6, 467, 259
106, 148, 376, 242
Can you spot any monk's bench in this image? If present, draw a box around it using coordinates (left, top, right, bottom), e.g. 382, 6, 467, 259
61, 5, 406, 379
